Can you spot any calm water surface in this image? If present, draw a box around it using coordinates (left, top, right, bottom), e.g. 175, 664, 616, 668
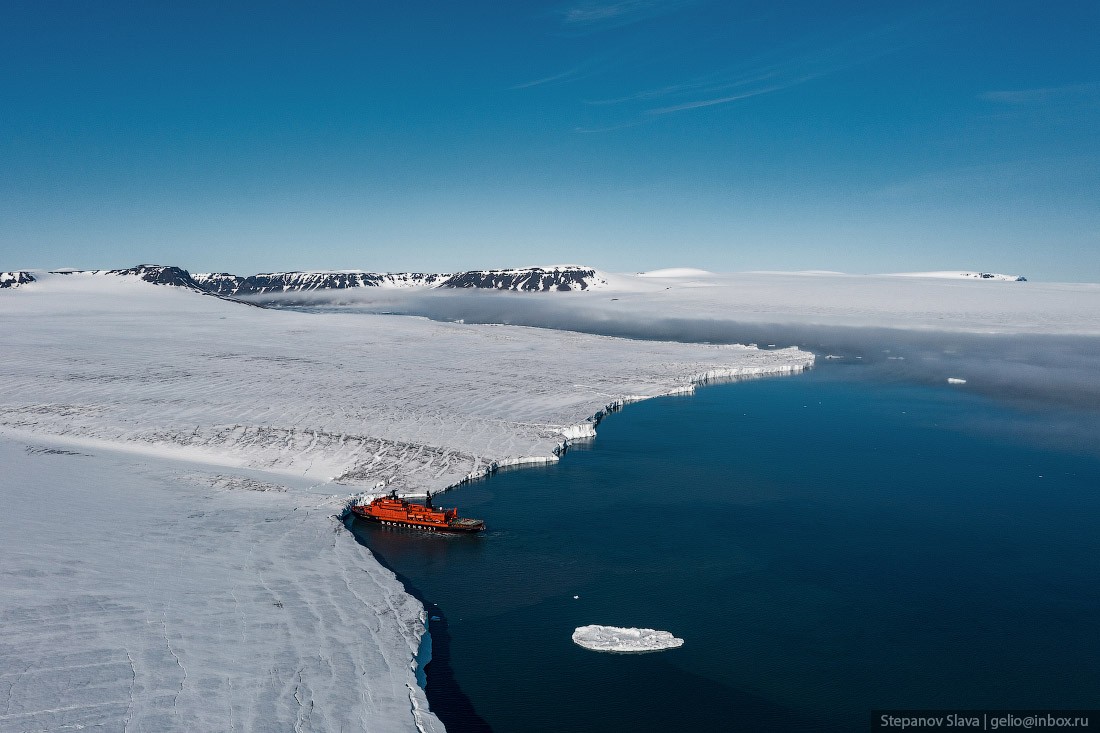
350, 366, 1100, 732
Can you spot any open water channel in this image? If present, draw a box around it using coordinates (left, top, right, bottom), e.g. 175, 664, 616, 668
349, 365, 1100, 732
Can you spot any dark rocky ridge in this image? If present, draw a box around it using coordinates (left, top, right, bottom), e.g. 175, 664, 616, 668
191, 266, 605, 295
44, 265, 262, 306
0, 271, 35, 288
19, 264, 606, 296
439, 267, 606, 291
192, 271, 449, 296
107, 265, 207, 291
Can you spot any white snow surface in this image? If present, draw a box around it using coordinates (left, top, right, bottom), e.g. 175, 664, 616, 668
0, 440, 439, 733
571, 625, 685, 653
0, 271, 811, 732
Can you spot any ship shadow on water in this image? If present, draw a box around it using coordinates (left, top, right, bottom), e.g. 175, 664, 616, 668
345, 515, 494, 733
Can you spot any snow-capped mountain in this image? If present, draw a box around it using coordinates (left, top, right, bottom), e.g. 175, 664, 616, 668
7, 264, 609, 296
378, 272, 452, 288
46, 264, 208, 290
189, 272, 250, 294
192, 271, 450, 296
0, 271, 35, 288
105, 264, 208, 290
193, 271, 374, 296
189, 266, 607, 295
439, 266, 607, 291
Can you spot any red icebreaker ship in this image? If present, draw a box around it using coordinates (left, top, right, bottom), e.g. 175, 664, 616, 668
349, 490, 485, 533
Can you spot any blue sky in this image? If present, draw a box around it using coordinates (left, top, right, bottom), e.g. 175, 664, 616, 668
2, 1, 1098, 280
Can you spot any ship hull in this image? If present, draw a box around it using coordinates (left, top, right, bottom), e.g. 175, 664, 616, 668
349, 507, 485, 533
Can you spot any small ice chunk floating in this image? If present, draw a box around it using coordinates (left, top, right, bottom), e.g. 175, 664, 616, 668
571, 625, 684, 653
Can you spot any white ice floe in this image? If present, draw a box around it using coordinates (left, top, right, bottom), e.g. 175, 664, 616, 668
947, 377, 968, 384
0, 271, 810, 732
572, 625, 685, 653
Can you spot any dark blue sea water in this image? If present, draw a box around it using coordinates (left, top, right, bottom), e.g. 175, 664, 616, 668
349, 365, 1100, 732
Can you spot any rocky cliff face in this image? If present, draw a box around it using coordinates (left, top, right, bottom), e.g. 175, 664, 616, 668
193, 271, 383, 296
439, 266, 607, 291
191, 266, 606, 294
192, 271, 450, 296
14, 264, 607, 296
0, 271, 35, 288
105, 265, 206, 290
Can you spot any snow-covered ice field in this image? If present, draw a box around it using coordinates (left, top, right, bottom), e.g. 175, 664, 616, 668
0, 440, 439, 733
0, 273, 811, 493
0, 272, 811, 732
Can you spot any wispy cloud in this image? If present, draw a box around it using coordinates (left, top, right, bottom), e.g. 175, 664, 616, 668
980, 82, 1100, 105
576, 19, 909, 124
646, 75, 821, 115
510, 65, 588, 90
547, 9, 920, 132
560, 0, 693, 29
573, 119, 647, 133
585, 71, 781, 106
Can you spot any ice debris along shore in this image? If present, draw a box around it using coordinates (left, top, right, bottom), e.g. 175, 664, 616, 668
572, 625, 685, 653
0, 270, 811, 732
